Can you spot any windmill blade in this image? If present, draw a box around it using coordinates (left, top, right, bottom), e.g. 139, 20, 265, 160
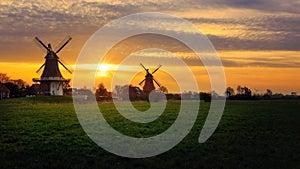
36, 63, 45, 73
56, 36, 72, 53
34, 37, 50, 52
58, 60, 72, 74
34, 40, 47, 53
140, 63, 147, 71
152, 64, 162, 74
139, 79, 146, 86
153, 78, 161, 87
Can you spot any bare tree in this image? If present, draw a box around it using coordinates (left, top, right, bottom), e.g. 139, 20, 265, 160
10, 79, 28, 89
266, 89, 273, 96
237, 85, 242, 95
242, 86, 252, 96
95, 83, 109, 101
0, 73, 10, 83
225, 87, 235, 97
159, 86, 168, 94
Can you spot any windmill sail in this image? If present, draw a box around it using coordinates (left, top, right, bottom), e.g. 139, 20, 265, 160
56, 36, 72, 53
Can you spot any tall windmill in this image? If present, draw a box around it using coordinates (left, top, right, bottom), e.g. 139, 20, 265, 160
32, 36, 72, 96
138, 63, 162, 94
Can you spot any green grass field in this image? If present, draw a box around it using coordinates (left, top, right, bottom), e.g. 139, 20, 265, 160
1, 97, 299, 169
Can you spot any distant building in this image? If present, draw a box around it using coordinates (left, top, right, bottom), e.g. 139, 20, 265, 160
28, 84, 44, 96
0, 83, 10, 99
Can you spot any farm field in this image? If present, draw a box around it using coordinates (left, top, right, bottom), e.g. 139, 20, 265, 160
0, 97, 299, 169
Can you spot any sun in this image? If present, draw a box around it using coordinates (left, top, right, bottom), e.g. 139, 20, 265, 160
97, 63, 116, 77
97, 64, 111, 77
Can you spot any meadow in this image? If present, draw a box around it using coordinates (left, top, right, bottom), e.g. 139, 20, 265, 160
0, 97, 299, 169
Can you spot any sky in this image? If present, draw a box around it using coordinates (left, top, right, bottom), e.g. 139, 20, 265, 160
0, 0, 299, 94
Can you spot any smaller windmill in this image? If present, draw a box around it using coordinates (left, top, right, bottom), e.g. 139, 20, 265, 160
138, 63, 162, 94
32, 36, 72, 95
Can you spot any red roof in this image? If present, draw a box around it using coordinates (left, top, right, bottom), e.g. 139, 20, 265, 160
0, 83, 10, 92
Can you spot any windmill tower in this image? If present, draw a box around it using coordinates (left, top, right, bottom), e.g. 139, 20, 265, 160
32, 36, 72, 96
138, 63, 162, 94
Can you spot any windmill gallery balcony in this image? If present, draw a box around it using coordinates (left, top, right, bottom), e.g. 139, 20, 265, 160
32, 77, 70, 82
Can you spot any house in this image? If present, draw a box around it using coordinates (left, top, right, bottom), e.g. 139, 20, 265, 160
0, 83, 10, 99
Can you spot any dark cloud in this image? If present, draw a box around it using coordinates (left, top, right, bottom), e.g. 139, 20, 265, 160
208, 34, 300, 51
188, 0, 300, 14
187, 13, 300, 50
0, 0, 299, 63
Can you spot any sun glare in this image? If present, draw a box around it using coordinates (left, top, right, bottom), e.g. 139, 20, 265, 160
97, 64, 111, 77
96, 63, 121, 77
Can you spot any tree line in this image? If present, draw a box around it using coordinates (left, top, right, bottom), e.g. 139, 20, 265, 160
94, 83, 299, 102
1, 73, 298, 101
0, 73, 30, 98
225, 85, 298, 100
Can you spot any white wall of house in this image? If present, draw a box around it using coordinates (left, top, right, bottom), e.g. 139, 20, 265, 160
50, 82, 63, 95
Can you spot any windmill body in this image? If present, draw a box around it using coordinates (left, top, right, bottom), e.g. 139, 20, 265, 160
32, 36, 72, 96
139, 63, 162, 95
143, 70, 155, 93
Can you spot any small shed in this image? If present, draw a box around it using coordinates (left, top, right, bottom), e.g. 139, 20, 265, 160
0, 83, 10, 99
